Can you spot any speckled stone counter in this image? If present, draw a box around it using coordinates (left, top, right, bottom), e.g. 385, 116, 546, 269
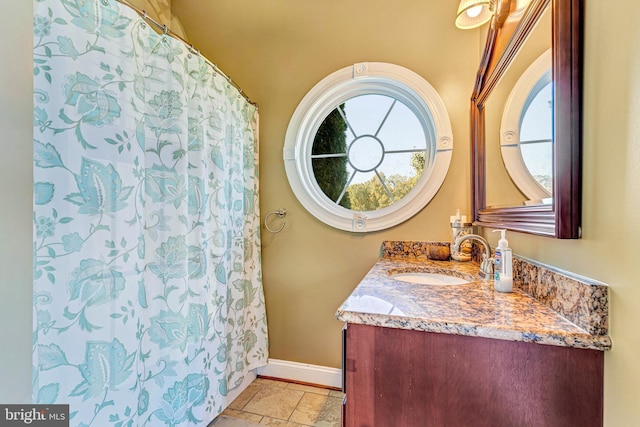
336, 241, 611, 351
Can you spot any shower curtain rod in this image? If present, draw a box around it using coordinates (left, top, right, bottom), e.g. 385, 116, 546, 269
113, 0, 258, 108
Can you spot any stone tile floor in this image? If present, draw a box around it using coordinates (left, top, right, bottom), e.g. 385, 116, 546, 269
209, 377, 344, 427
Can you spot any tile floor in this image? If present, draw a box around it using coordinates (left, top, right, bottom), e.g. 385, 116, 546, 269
209, 377, 344, 427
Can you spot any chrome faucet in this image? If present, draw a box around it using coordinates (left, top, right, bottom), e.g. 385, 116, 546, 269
452, 234, 494, 278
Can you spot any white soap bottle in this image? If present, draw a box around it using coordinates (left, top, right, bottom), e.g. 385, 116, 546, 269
492, 229, 513, 293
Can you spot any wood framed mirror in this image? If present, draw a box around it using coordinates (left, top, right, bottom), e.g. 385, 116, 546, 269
471, 0, 583, 238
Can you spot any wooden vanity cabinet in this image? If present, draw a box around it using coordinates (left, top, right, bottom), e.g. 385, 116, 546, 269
342, 323, 604, 427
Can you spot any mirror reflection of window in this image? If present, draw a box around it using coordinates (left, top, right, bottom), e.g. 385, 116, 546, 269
500, 49, 553, 204
520, 79, 553, 194
311, 94, 429, 212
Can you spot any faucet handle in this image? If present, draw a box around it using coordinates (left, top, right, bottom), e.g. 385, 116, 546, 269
480, 254, 494, 276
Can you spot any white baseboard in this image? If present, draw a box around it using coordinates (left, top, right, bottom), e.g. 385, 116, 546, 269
256, 358, 342, 389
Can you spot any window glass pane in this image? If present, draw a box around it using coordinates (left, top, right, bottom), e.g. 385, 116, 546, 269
376, 100, 428, 152
311, 107, 350, 208
342, 94, 394, 136
312, 94, 429, 212
346, 174, 393, 212
312, 107, 347, 156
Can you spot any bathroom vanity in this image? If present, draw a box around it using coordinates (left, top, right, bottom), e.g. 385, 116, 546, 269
336, 241, 610, 427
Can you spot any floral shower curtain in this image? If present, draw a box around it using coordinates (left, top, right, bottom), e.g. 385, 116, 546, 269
32, 0, 268, 425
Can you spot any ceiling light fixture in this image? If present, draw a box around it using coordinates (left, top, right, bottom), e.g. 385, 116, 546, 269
455, 0, 494, 29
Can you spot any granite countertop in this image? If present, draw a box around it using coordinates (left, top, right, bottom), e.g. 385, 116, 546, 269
336, 246, 612, 351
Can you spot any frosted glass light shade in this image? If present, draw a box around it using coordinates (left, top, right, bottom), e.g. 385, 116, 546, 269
455, 0, 492, 29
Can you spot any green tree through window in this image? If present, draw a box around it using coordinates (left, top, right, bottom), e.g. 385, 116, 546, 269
346, 152, 425, 211
311, 105, 351, 209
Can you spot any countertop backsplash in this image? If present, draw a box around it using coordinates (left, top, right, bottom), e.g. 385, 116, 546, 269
512, 255, 609, 336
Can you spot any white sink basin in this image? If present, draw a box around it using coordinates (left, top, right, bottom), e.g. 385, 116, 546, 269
390, 271, 471, 286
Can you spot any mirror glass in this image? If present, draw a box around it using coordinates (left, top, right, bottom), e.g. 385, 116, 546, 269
484, 5, 551, 208
519, 75, 553, 193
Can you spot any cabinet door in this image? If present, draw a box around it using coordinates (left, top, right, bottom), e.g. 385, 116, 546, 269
344, 323, 604, 427
344, 323, 447, 426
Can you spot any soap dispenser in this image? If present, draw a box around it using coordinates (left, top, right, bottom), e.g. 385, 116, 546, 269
492, 229, 513, 293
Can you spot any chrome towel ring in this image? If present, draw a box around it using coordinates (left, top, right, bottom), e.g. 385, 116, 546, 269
264, 208, 287, 233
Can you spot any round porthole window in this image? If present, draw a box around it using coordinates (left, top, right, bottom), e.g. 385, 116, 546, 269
284, 62, 453, 232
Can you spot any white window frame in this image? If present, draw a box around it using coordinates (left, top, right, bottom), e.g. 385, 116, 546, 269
500, 49, 553, 204
283, 62, 453, 232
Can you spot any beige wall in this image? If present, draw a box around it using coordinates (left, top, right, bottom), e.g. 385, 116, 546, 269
173, 0, 480, 368
3, 0, 639, 424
